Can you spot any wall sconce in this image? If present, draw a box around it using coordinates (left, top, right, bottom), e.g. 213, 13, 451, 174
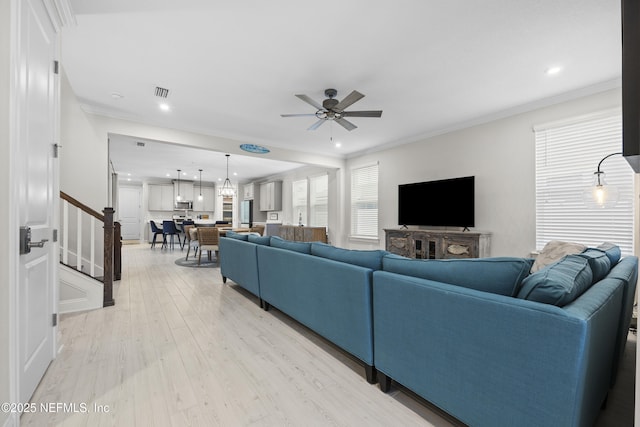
583, 152, 622, 208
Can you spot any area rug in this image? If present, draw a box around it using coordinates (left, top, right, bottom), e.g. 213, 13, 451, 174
174, 256, 218, 268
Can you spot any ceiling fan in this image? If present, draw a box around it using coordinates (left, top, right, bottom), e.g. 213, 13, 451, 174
281, 88, 382, 131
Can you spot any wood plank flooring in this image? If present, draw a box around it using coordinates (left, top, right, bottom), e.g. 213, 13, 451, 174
21, 244, 635, 426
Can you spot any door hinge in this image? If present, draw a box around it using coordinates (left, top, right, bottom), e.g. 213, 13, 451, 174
52, 229, 58, 242
53, 60, 59, 74
52, 313, 57, 327
53, 143, 61, 158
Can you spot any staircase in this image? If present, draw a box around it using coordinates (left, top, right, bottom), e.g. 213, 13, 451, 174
59, 191, 121, 313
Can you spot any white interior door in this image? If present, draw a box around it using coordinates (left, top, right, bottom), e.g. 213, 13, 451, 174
118, 186, 141, 240
16, 0, 58, 403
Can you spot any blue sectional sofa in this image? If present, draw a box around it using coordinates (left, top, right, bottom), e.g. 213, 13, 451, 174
373, 250, 637, 427
218, 233, 637, 426
220, 233, 386, 383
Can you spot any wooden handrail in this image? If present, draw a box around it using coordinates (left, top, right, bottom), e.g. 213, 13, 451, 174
59, 191, 119, 308
60, 191, 104, 221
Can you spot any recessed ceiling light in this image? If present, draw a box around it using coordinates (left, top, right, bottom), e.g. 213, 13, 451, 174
545, 66, 562, 75
166, 173, 171, 177
159, 103, 170, 112
335, 141, 342, 148
111, 92, 124, 99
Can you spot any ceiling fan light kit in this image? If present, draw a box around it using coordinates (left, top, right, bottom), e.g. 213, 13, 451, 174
281, 88, 382, 131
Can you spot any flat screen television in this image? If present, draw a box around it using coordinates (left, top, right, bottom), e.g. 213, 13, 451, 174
398, 176, 475, 228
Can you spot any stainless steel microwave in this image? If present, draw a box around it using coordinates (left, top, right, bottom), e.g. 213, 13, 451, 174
174, 200, 193, 210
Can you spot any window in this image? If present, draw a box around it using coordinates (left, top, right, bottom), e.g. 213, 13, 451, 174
309, 174, 328, 227
292, 179, 307, 225
350, 163, 379, 238
534, 111, 634, 255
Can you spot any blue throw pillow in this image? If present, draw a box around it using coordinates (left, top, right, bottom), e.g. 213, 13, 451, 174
577, 248, 611, 283
225, 231, 249, 241
270, 236, 311, 254
248, 234, 271, 245
310, 242, 387, 270
517, 255, 593, 306
382, 255, 534, 296
598, 242, 621, 265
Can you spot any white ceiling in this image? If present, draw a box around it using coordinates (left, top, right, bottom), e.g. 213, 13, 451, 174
62, 0, 622, 183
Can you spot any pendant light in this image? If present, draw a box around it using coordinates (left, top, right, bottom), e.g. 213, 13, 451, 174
198, 169, 203, 201
176, 169, 182, 201
219, 154, 235, 197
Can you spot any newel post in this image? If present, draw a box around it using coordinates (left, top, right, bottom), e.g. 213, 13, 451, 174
103, 207, 115, 307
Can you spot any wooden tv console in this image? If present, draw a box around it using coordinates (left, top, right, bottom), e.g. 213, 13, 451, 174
384, 229, 491, 259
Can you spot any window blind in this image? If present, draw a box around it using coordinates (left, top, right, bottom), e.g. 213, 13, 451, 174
534, 112, 634, 255
350, 163, 379, 238
309, 174, 328, 227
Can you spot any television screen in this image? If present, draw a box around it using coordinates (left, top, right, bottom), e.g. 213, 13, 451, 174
398, 176, 474, 227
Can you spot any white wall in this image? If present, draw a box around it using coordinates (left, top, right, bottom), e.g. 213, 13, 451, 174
346, 88, 623, 256
0, 0, 12, 424
60, 70, 108, 211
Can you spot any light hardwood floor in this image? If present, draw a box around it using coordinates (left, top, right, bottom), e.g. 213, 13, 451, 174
21, 244, 634, 426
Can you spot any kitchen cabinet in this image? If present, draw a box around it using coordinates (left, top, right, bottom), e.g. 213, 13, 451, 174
148, 184, 174, 211
192, 185, 215, 212
173, 180, 194, 202
259, 181, 282, 211
243, 183, 255, 200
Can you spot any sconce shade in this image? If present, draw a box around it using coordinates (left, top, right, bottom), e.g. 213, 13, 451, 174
583, 171, 619, 209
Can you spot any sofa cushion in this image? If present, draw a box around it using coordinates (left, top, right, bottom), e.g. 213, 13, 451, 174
382, 255, 534, 296
577, 248, 611, 283
248, 234, 271, 245
270, 236, 311, 254
531, 240, 586, 273
310, 242, 387, 270
517, 255, 593, 306
225, 231, 249, 241
598, 242, 622, 265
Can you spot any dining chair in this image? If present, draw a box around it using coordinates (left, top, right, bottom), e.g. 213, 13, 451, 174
181, 219, 195, 248
149, 220, 164, 249
184, 225, 199, 260
162, 220, 182, 250
197, 227, 220, 265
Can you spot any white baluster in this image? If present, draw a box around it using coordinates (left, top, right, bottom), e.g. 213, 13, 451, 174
62, 200, 69, 264
76, 207, 82, 271
90, 216, 96, 277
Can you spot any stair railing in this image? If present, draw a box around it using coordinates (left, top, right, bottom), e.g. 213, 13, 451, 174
59, 191, 120, 307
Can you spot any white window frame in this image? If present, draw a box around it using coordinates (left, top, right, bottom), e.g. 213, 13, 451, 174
534, 109, 634, 256
350, 162, 379, 240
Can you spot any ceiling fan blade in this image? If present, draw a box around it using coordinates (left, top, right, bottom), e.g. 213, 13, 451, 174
308, 119, 326, 131
295, 94, 323, 110
342, 110, 383, 118
335, 118, 357, 131
281, 113, 318, 117
333, 90, 365, 111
